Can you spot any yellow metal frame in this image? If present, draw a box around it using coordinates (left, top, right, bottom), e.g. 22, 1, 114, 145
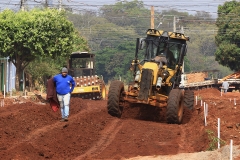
72, 85, 100, 94
142, 62, 159, 85
146, 29, 190, 41
123, 91, 168, 108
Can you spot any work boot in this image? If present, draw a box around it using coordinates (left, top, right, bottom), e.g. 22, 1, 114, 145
60, 118, 65, 122
64, 118, 68, 122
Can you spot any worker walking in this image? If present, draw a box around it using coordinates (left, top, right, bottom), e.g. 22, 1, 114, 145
53, 67, 75, 122
222, 80, 229, 93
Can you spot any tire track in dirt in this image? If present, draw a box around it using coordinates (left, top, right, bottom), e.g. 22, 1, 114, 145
5, 102, 98, 151
178, 124, 187, 152
178, 109, 199, 153
74, 118, 123, 160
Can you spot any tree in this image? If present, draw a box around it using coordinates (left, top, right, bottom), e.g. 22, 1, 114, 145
181, 22, 232, 76
99, 0, 150, 35
0, 9, 88, 91
64, 0, 233, 79
215, 1, 240, 71
95, 41, 137, 83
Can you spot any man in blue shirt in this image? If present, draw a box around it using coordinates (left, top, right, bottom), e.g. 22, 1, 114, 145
53, 67, 75, 122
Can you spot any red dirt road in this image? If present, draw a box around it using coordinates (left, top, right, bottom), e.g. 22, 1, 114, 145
0, 88, 240, 160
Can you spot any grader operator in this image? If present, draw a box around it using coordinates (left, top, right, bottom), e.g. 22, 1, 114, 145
107, 29, 194, 124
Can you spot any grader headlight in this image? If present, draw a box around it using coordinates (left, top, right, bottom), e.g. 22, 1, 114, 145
134, 70, 141, 82
130, 60, 139, 71
162, 70, 170, 79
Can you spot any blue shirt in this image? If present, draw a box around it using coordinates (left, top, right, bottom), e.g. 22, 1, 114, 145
53, 74, 75, 95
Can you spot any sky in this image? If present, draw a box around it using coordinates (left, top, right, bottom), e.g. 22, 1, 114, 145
0, 0, 233, 18
62, 0, 230, 18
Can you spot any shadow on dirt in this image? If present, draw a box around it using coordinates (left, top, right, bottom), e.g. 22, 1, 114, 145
182, 107, 194, 124
34, 94, 49, 103
121, 102, 193, 124
121, 103, 166, 123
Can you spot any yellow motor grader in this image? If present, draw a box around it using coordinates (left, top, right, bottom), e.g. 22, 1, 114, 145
68, 52, 106, 100
107, 29, 194, 124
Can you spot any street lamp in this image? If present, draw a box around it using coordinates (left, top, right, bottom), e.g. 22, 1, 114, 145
157, 15, 176, 31
156, 22, 162, 29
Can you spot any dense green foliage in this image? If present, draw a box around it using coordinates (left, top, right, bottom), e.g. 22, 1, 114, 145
67, 0, 232, 83
25, 56, 67, 88
95, 41, 139, 83
215, 1, 240, 71
100, 0, 150, 35
0, 9, 89, 89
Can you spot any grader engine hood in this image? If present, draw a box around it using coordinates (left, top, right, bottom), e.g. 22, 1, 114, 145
142, 62, 159, 85
141, 61, 176, 86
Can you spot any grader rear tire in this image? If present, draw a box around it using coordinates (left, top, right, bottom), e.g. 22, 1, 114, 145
184, 90, 194, 110
107, 80, 124, 118
166, 89, 184, 124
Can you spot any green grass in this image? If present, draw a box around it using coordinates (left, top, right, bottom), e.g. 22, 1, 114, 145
206, 129, 225, 151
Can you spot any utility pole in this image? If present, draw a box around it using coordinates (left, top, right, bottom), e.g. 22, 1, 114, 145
59, 0, 62, 11
44, 0, 49, 8
159, 15, 177, 32
181, 26, 184, 34
173, 16, 176, 32
20, 0, 26, 11
151, 6, 154, 29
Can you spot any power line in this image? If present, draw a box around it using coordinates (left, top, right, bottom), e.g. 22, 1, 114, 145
0, 0, 237, 36
0, 0, 229, 15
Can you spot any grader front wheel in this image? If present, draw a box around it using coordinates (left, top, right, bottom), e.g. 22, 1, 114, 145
107, 80, 125, 118
166, 89, 184, 124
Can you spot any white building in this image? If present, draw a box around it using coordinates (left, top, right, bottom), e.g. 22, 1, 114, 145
0, 58, 16, 93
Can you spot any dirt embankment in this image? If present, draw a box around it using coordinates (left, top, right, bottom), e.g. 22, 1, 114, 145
0, 88, 240, 160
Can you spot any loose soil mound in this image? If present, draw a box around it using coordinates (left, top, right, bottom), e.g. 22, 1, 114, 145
0, 88, 240, 160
